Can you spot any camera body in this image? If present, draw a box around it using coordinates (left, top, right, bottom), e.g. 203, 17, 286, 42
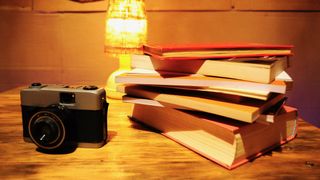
21, 83, 108, 151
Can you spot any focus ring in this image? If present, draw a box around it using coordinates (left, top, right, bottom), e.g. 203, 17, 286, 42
28, 110, 66, 150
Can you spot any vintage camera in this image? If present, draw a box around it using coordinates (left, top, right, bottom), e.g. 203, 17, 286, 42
20, 83, 108, 151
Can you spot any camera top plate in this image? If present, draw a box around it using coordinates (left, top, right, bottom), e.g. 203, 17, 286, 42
21, 83, 106, 111
27, 83, 101, 93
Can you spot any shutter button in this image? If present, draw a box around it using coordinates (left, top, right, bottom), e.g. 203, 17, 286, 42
83, 85, 98, 90
31, 82, 42, 86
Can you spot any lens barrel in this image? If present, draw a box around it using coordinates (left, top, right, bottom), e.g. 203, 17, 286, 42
28, 109, 67, 150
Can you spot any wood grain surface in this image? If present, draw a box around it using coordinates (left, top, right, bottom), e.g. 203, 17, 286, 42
0, 87, 319, 179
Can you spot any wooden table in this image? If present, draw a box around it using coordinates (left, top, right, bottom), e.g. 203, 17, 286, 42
0, 87, 320, 179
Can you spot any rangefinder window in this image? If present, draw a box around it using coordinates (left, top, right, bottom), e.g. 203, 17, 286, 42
60, 92, 75, 104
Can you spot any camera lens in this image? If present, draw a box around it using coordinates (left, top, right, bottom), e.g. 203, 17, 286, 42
32, 117, 60, 145
29, 110, 66, 150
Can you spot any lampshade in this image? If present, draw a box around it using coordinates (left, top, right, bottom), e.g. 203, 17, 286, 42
104, 0, 147, 100
104, 0, 147, 55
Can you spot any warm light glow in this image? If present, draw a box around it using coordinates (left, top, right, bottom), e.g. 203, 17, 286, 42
104, 0, 147, 99
104, 0, 147, 55
105, 18, 147, 52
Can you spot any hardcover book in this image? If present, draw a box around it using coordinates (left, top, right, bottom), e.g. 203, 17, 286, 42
130, 104, 298, 169
150, 85, 271, 100
143, 43, 293, 60
118, 85, 286, 123
115, 69, 287, 94
123, 95, 286, 123
131, 54, 289, 83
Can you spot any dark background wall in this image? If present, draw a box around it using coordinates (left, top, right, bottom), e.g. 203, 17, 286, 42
0, 0, 319, 127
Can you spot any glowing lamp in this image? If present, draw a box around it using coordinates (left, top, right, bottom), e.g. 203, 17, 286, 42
104, 0, 147, 99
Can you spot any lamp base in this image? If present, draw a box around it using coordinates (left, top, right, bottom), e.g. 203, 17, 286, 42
105, 54, 132, 100
105, 69, 128, 100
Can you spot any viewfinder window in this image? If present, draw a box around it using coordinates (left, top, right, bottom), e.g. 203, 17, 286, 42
60, 92, 75, 104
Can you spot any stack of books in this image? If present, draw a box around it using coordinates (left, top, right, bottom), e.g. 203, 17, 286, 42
115, 43, 298, 169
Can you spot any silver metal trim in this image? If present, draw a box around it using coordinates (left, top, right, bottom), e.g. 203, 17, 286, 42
20, 84, 106, 111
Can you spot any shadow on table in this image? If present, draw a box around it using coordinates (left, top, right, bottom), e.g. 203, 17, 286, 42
128, 116, 161, 133
33, 131, 118, 154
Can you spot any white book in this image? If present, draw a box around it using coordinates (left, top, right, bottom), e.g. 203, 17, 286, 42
115, 69, 288, 94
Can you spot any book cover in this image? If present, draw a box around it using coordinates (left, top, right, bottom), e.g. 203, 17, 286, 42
149, 85, 271, 100
123, 95, 287, 123
118, 85, 286, 123
143, 43, 293, 60
115, 69, 287, 94
130, 104, 298, 169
